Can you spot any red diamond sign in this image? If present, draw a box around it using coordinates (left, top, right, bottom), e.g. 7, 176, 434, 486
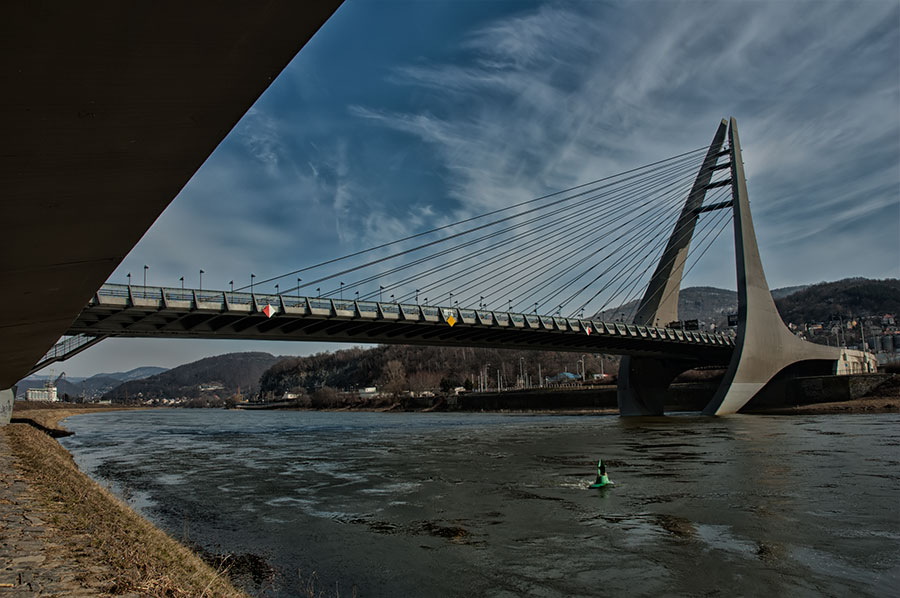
263, 304, 275, 318
585, 325, 592, 336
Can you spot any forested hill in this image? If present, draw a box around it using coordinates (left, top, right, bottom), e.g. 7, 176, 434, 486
104, 352, 279, 401
596, 284, 808, 328
774, 278, 900, 324
258, 346, 610, 399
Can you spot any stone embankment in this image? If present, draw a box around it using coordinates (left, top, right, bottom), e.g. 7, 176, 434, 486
1, 405, 249, 598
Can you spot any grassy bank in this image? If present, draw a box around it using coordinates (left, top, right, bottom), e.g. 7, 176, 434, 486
4, 407, 249, 598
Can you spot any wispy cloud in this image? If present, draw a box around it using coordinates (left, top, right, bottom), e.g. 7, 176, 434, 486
349, 0, 899, 288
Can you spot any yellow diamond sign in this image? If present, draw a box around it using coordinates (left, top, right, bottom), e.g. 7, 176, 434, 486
447, 315, 457, 327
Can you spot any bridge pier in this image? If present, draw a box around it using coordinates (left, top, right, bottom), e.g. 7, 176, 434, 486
701, 118, 862, 415
0, 389, 12, 426
617, 356, 693, 416
618, 117, 876, 416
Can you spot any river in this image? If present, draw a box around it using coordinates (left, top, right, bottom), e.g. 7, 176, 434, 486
59, 410, 899, 597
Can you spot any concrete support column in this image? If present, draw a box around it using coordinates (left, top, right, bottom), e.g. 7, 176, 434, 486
0, 389, 13, 426
617, 356, 693, 416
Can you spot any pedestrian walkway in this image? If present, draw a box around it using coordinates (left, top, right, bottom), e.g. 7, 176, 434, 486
0, 425, 127, 597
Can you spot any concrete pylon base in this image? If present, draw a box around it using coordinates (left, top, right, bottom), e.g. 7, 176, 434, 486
700, 118, 875, 415
0, 389, 12, 426
617, 356, 693, 416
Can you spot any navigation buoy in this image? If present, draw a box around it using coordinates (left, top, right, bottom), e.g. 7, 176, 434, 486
589, 458, 611, 488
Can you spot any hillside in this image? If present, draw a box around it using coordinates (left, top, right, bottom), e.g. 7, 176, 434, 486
259, 346, 614, 399
17, 366, 168, 399
596, 285, 752, 327
774, 278, 900, 324
104, 352, 279, 402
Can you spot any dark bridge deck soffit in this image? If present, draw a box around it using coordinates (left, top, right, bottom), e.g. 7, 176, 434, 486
0, 1, 343, 388
57, 284, 734, 366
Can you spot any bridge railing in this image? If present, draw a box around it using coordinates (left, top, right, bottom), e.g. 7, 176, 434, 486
91, 284, 735, 346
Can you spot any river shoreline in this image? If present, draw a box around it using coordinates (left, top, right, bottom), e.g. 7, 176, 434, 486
2, 403, 250, 598
3, 387, 896, 595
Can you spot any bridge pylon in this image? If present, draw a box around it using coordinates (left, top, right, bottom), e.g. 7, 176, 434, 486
619, 117, 872, 416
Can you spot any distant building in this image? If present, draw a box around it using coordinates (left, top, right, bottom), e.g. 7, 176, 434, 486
547, 372, 579, 384
26, 386, 58, 401
359, 386, 379, 399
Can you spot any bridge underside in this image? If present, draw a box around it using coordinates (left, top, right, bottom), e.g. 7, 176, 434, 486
0, 1, 342, 391
35, 284, 735, 373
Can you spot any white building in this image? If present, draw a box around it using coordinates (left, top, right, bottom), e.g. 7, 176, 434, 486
26, 386, 58, 401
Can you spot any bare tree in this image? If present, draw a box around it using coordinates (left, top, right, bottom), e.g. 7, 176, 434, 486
381, 360, 407, 397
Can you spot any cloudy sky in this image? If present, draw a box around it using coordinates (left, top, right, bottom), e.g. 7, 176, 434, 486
47, 0, 899, 377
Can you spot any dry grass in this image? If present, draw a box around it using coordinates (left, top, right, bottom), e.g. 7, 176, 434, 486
5, 421, 250, 598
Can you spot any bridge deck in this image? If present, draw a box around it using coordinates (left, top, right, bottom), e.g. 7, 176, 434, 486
65, 285, 735, 362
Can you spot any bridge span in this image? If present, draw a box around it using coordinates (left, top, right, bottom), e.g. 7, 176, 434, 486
36, 283, 734, 374
15, 118, 879, 418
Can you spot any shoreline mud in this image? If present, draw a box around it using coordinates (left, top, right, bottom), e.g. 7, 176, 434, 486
2, 404, 250, 597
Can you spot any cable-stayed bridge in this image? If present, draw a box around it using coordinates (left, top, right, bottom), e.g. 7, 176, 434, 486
35, 118, 876, 415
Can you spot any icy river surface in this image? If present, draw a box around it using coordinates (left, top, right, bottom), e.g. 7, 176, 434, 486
60, 410, 900, 597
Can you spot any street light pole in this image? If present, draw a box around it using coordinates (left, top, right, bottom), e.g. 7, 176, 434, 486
199, 269, 204, 292
179, 276, 184, 290
127, 272, 131, 286
143, 265, 148, 288
519, 357, 525, 388
250, 273, 255, 294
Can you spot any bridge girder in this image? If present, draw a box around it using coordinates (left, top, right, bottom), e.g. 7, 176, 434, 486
30, 283, 735, 375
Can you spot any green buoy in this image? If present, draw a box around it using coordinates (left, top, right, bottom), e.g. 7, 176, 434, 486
589, 458, 611, 488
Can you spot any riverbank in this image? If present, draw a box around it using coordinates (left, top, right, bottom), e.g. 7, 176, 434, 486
1, 404, 250, 597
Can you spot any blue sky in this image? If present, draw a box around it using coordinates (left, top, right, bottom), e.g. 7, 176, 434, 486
47, 0, 899, 377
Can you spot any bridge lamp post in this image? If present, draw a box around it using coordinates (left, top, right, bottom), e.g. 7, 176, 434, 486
143, 265, 148, 288
508, 299, 512, 312
415, 289, 419, 304
316, 287, 320, 297
275, 283, 279, 295
229, 281, 234, 295
449, 292, 453, 307
297, 278, 301, 299
380, 286, 384, 302
390, 294, 395, 303
250, 274, 255, 294
355, 291, 359, 302
179, 276, 184, 290
127, 272, 131, 286
340, 281, 344, 300
519, 357, 525, 388
199, 269, 204, 292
